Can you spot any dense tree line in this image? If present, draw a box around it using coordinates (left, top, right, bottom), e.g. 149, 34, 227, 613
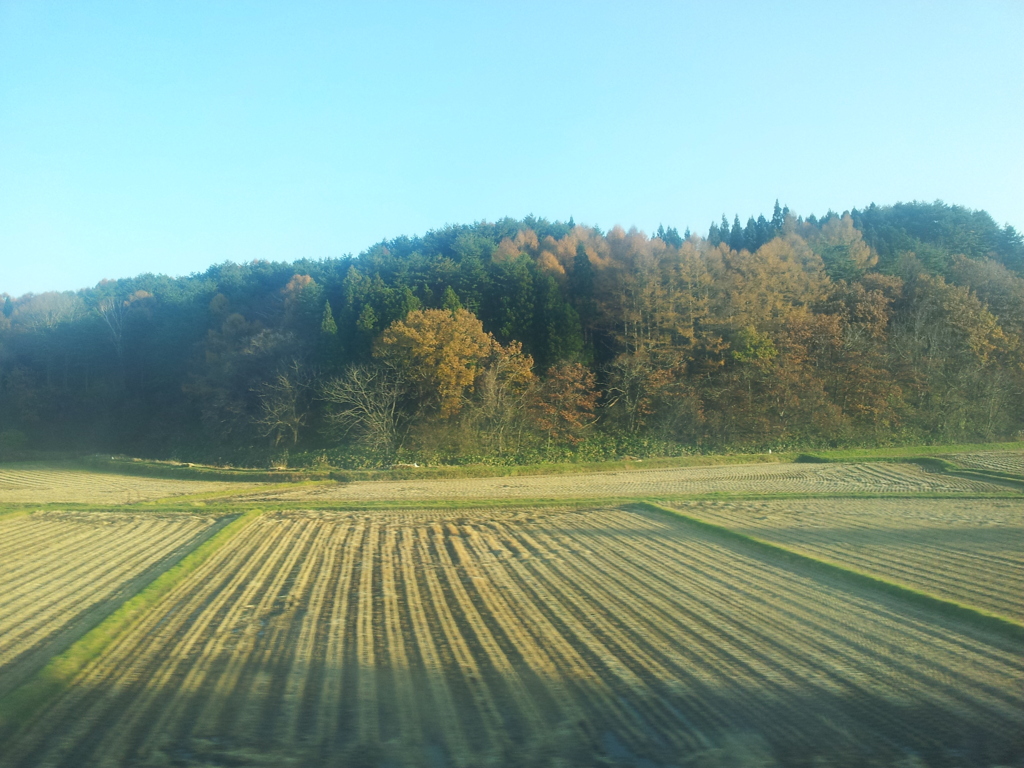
1, 201, 1021, 466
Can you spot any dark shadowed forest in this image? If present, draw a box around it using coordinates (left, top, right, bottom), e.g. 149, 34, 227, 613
2, 200, 1022, 467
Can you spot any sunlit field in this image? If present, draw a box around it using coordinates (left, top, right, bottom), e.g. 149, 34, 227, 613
1, 455, 1021, 767
233, 459, 1007, 504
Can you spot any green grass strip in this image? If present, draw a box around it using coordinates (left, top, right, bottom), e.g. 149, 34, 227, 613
792, 442, 1023, 463
0, 507, 264, 736
638, 501, 1024, 645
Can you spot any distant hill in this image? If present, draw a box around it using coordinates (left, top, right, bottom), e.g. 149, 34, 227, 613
2, 200, 1021, 466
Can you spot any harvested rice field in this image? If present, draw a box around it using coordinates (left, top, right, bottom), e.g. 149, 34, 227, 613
237, 461, 1008, 504
0, 464, 259, 504
0, 510, 224, 697
662, 498, 1024, 622
945, 451, 1023, 475
3, 507, 1020, 768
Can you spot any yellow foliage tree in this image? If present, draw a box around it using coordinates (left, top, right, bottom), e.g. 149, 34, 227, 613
376, 308, 496, 417
805, 213, 878, 279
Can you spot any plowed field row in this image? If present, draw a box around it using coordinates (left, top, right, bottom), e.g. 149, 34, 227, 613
662, 499, 1024, 621
4, 508, 1020, 768
946, 451, 1024, 475
236, 461, 1005, 505
0, 511, 220, 697
0, 465, 257, 504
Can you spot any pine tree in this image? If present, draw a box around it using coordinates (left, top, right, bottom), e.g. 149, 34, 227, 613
771, 200, 784, 234
442, 286, 462, 312
321, 300, 338, 336
569, 243, 597, 349
756, 215, 771, 249
743, 217, 758, 252
570, 243, 595, 299
729, 215, 745, 252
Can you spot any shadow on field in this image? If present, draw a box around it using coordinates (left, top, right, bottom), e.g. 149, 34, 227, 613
0, 517, 232, 700
3, 508, 1022, 768
721, 524, 1024, 551
1, 661, 1021, 768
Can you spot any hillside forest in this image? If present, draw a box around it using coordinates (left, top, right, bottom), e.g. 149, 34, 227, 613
1, 200, 1022, 467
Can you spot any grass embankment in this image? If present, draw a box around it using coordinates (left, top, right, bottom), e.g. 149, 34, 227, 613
791, 441, 1023, 461
72, 441, 1022, 484
639, 501, 1024, 644
0, 507, 264, 737
76, 456, 323, 483
3, 486, 1021, 519
78, 451, 789, 483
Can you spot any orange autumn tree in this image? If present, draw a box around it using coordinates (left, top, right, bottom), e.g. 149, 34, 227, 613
375, 308, 498, 418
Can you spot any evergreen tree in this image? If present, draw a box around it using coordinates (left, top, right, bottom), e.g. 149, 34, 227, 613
533, 273, 585, 369
320, 300, 338, 335
442, 286, 462, 312
570, 243, 596, 299
771, 200, 784, 234
707, 222, 722, 246
662, 226, 683, 248
743, 217, 758, 252
569, 243, 597, 349
756, 215, 771, 248
729, 215, 745, 252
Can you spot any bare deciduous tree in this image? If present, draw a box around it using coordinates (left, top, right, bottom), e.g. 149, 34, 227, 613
254, 360, 315, 446
320, 364, 405, 453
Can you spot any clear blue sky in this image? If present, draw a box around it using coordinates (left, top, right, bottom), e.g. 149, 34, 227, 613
2, 0, 1022, 297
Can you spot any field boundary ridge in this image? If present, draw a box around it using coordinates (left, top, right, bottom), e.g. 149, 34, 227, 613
0, 507, 265, 738
638, 501, 1024, 644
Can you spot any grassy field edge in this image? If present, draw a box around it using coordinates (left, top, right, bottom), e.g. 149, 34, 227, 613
638, 501, 1024, 644
58, 440, 1022, 484
2, 487, 1020, 517
0, 507, 264, 737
